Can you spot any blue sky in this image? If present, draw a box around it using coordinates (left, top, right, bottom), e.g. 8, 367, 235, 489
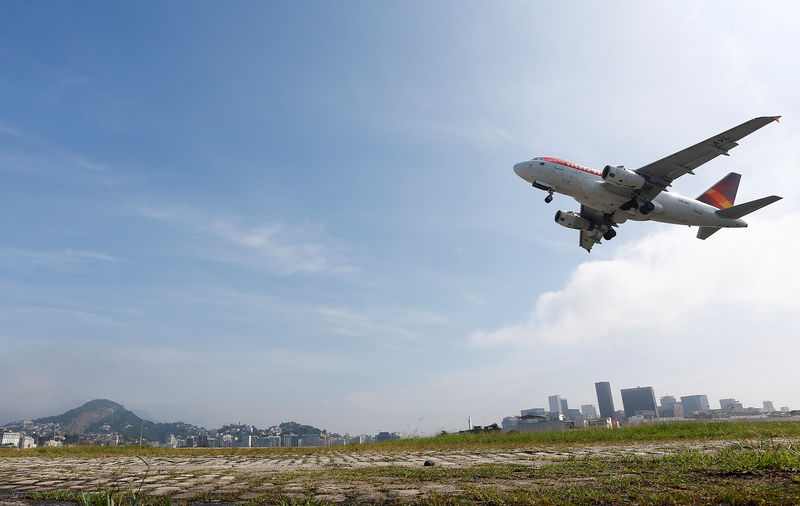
2, 2, 799, 433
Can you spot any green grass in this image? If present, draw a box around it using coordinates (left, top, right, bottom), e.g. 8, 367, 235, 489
378, 420, 800, 449
14, 441, 800, 504
250, 442, 800, 504
3, 420, 799, 459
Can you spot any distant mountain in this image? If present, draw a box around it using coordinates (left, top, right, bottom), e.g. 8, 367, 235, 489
10, 399, 202, 442
4, 400, 328, 443
37, 399, 132, 434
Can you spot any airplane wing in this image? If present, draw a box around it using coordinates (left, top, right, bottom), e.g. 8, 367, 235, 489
578, 205, 608, 252
633, 116, 780, 202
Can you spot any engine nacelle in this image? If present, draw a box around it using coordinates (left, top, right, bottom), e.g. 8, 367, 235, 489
602, 165, 646, 190
554, 210, 592, 231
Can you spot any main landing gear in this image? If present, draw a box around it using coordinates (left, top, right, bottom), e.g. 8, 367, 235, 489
619, 198, 655, 215
544, 190, 554, 203
601, 213, 617, 241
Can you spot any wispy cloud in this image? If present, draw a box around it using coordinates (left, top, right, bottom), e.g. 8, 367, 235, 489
0, 124, 28, 138
134, 203, 354, 275
58, 75, 91, 87
0, 304, 124, 327
312, 305, 456, 347
0, 248, 119, 270
0, 123, 123, 184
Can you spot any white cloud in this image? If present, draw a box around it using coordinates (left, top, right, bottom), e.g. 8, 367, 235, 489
470, 212, 799, 349
210, 218, 339, 274
135, 203, 354, 275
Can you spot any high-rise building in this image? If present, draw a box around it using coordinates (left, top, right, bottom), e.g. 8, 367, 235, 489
763, 401, 776, 413
660, 396, 676, 407
595, 382, 615, 419
720, 398, 742, 411
581, 404, 598, 418
621, 386, 659, 418
565, 408, 583, 421
681, 395, 710, 414
658, 396, 683, 417
560, 398, 569, 413
300, 434, 323, 447
548, 395, 562, 413
521, 408, 546, 417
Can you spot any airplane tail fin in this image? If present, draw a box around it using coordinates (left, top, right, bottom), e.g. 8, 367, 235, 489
716, 195, 782, 219
697, 172, 741, 210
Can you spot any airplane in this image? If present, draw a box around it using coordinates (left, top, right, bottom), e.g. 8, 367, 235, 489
513, 116, 783, 252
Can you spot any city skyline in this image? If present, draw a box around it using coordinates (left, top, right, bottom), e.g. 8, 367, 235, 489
523, 382, 791, 423
4, 379, 795, 439
1, 2, 799, 434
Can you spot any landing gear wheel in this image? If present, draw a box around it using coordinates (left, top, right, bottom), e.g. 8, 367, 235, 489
603, 229, 617, 240
639, 202, 655, 215
544, 193, 553, 204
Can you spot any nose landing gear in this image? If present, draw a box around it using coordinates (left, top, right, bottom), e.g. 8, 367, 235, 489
544, 190, 554, 203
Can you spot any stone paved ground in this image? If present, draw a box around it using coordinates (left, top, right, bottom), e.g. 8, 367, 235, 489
0, 439, 794, 503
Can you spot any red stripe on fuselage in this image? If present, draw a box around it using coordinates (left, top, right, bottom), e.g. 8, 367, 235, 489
540, 157, 602, 176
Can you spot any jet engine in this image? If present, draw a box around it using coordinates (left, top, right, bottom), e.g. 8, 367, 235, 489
602, 165, 646, 190
554, 210, 592, 231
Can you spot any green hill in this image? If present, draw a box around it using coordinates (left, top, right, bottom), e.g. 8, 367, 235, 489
31, 399, 198, 442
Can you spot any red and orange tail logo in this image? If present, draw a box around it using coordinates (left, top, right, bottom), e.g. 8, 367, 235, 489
697, 172, 741, 209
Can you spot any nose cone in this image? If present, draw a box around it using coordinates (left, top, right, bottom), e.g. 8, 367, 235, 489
513, 161, 528, 179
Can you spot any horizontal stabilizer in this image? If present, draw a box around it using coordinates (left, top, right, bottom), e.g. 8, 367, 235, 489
697, 226, 721, 240
716, 195, 782, 219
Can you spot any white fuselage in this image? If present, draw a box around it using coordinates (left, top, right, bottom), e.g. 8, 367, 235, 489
513, 157, 748, 228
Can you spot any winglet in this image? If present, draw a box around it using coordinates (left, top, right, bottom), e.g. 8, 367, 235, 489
772, 115, 781, 122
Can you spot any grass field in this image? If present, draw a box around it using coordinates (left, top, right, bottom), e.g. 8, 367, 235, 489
18, 441, 800, 504
3, 420, 800, 504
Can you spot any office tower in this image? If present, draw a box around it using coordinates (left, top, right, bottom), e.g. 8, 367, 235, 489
681, 395, 710, 414
581, 404, 598, 418
719, 398, 742, 411
548, 395, 562, 413
763, 401, 776, 413
595, 381, 615, 419
560, 398, 569, 413
660, 395, 676, 407
659, 395, 683, 417
621, 386, 659, 418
